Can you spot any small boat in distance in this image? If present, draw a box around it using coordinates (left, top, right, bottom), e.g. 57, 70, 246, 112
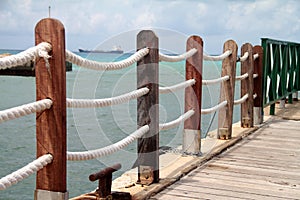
78, 45, 124, 54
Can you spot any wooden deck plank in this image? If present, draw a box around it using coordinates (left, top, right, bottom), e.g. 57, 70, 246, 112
214, 156, 300, 169
153, 119, 300, 199
180, 174, 300, 199
224, 151, 299, 162
191, 170, 299, 189
154, 181, 291, 200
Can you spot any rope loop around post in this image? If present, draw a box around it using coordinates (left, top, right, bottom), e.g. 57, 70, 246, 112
159, 48, 197, 62
202, 75, 230, 85
0, 42, 51, 70
203, 50, 232, 61
237, 51, 249, 62
0, 154, 53, 190
0, 99, 53, 123
201, 101, 228, 114
234, 93, 249, 105
235, 73, 249, 81
159, 79, 195, 94
159, 110, 194, 131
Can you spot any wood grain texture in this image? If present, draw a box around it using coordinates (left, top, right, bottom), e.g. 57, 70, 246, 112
217, 40, 238, 139
136, 30, 159, 184
241, 43, 254, 127
184, 35, 203, 130
35, 18, 67, 192
253, 45, 264, 107
183, 35, 203, 154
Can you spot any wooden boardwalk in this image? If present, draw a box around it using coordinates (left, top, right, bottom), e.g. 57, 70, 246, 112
151, 118, 300, 200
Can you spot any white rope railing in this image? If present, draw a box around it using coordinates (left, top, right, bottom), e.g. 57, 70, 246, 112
159, 48, 197, 62
65, 48, 149, 71
253, 73, 258, 78
202, 75, 230, 85
159, 110, 194, 131
237, 52, 249, 62
159, 79, 195, 94
67, 87, 149, 108
234, 94, 249, 105
253, 93, 257, 99
203, 50, 232, 61
67, 125, 149, 161
235, 73, 249, 81
253, 53, 259, 60
201, 100, 228, 114
0, 99, 53, 123
0, 42, 51, 70
0, 154, 53, 190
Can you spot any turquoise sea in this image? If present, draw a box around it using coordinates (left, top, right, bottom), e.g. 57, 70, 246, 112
0, 50, 241, 199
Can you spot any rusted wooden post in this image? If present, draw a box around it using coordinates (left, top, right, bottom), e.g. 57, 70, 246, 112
136, 30, 159, 184
240, 43, 254, 128
183, 36, 203, 155
218, 40, 238, 140
253, 45, 264, 125
34, 18, 68, 199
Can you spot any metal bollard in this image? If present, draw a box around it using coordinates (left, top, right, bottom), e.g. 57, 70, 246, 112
89, 163, 131, 200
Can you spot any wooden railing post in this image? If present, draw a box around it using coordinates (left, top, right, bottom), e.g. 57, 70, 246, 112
240, 43, 254, 128
218, 40, 238, 139
183, 36, 203, 155
253, 45, 264, 125
34, 18, 68, 199
136, 30, 159, 185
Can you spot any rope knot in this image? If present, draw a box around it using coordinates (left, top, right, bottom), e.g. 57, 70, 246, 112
36, 42, 52, 71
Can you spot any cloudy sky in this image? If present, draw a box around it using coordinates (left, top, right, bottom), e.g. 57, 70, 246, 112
0, 0, 299, 54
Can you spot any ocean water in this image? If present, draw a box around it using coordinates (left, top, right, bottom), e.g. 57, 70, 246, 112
0, 50, 241, 199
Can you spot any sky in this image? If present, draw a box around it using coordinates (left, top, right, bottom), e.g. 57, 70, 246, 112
0, 0, 300, 54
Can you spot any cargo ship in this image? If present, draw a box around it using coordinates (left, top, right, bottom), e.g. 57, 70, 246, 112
78, 45, 123, 54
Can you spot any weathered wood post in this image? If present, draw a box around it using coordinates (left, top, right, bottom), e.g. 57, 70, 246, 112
183, 36, 203, 155
34, 18, 68, 199
253, 45, 264, 125
240, 43, 254, 128
218, 40, 238, 139
136, 30, 159, 184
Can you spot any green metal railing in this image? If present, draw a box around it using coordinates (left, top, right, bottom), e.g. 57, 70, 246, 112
261, 38, 300, 115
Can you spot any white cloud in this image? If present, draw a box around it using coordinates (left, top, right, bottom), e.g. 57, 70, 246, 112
130, 10, 156, 29
1, 0, 300, 51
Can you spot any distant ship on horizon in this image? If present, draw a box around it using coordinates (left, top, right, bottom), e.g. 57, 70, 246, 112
78, 45, 124, 54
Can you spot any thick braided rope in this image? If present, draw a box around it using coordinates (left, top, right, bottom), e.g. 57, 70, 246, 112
201, 101, 228, 114
202, 75, 230, 85
253, 53, 259, 60
203, 50, 232, 61
65, 48, 149, 71
253, 73, 258, 79
234, 94, 249, 105
0, 99, 53, 123
67, 125, 149, 161
159, 79, 195, 94
67, 87, 149, 108
159, 48, 197, 62
237, 52, 249, 62
0, 154, 53, 190
253, 93, 257, 99
235, 73, 249, 81
159, 110, 194, 131
0, 42, 51, 70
